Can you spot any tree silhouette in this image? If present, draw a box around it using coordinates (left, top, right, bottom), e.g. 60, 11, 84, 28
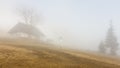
17, 7, 41, 26
104, 21, 119, 55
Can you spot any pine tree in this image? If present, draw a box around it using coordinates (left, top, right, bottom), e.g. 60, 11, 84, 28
105, 21, 119, 55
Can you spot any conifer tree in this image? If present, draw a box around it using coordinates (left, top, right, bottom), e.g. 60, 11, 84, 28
105, 21, 119, 55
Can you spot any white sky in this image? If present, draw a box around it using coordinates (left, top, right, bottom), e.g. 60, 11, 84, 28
0, 0, 120, 51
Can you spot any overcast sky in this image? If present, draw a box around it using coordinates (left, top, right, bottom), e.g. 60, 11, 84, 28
0, 0, 120, 51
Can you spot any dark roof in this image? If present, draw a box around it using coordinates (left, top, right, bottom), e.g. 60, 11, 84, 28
8, 23, 44, 37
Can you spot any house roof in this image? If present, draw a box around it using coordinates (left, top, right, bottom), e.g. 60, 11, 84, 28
8, 23, 44, 37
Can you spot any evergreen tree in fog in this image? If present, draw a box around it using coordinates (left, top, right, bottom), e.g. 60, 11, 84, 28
104, 21, 119, 55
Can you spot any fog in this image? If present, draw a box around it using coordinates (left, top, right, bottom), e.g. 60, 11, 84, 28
0, 0, 120, 52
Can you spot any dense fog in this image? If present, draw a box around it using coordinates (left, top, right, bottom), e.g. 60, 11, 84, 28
0, 0, 120, 56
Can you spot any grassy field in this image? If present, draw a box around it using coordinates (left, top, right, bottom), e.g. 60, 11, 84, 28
0, 38, 119, 68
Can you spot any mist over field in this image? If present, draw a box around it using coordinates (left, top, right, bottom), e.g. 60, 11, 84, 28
0, 0, 120, 56
0, 0, 120, 68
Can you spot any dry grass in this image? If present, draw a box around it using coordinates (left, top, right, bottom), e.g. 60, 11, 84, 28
0, 38, 119, 68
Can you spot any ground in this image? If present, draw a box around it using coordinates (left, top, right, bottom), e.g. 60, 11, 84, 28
0, 38, 119, 68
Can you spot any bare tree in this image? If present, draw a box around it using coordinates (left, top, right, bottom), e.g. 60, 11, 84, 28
17, 7, 41, 26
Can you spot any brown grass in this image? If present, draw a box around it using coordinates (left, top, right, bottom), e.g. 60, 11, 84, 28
0, 38, 119, 68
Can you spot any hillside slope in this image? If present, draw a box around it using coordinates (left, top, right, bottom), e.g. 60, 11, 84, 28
0, 39, 119, 68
